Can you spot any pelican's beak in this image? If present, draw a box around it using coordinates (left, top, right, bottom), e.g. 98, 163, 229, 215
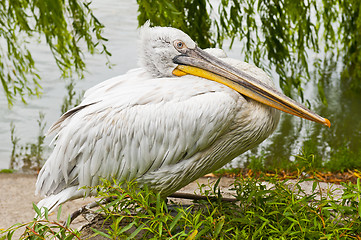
172, 47, 330, 127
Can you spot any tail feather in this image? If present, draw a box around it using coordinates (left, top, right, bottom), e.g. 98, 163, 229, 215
35, 186, 84, 217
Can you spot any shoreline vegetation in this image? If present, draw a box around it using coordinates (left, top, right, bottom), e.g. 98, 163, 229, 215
1, 171, 361, 239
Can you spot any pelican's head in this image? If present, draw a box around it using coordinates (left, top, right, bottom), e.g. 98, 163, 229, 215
139, 24, 330, 127
139, 23, 196, 77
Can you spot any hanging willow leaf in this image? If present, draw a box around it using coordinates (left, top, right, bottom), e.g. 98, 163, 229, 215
0, 0, 110, 106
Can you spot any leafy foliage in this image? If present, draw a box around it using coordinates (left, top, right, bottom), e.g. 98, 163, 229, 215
0, 0, 110, 106
137, 0, 214, 49
1, 204, 81, 239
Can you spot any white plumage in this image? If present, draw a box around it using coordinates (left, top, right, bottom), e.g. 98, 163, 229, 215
36, 24, 328, 212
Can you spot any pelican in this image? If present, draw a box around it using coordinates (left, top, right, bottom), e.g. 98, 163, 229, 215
35, 24, 330, 212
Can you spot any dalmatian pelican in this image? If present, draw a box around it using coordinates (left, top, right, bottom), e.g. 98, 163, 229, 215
35, 24, 330, 212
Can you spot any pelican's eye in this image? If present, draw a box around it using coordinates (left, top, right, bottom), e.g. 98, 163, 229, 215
174, 40, 186, 51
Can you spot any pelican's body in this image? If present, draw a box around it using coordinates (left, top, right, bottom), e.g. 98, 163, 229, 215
36, 25, 329, 212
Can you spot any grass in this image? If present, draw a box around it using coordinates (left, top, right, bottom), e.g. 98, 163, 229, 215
2, 177, 361, 239
8, 112, 47, 173
0, 169, 15, 173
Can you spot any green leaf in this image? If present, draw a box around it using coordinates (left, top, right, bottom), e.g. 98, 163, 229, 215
169, 211, 183, 232
312, 181, 318, 192
91, 228, 112, 238
342, 194, 357, 199
214, 216, 225, 237
126, 223, 146, 240
57, 205, 62, 222
156, 193, 161, 215
118, 221, 136, 235
32, 202, 42, 218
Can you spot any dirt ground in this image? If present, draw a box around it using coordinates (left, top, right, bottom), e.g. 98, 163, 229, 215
0, 173, 345, 239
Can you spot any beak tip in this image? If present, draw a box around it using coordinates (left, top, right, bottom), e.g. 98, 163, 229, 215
324, 118, 331, 128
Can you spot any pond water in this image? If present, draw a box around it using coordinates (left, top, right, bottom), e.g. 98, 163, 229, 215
0, 1, 359, 171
